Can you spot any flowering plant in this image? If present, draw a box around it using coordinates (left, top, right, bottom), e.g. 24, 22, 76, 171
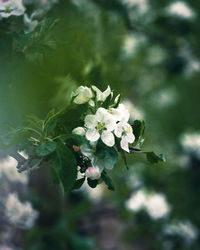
0, 85, 165, 192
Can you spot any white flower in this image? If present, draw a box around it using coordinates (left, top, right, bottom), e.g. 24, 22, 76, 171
5, 193, 38, 229
72, 86, 93, 104
126, 190, 147, 212
145, 193, 170, 220
85, 167, 101, 180
72, 126, 86, 136
115, 121, 135, 152
0, 156, 28, 184
164, 220, 198, 243
110, 103, 130, 122
0, 0, 25, 18
126, 189, 170, 220
85, 107, 116, 147
166, 2, 195, 19
180, 132, 200, 159
92, 85, 112, 102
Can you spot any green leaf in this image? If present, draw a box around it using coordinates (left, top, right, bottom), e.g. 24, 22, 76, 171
65, 134, 87, 147
96, 141, 118, 166
49, 143, 77, 192
145, 151, 166, 164
132, 120, 145, 142
35, 141, 56, 157
59, 104, 88, 132
87, 178, 98, 188
102, 171, 115, 191
102, 93, 112, 109
72, 177, 85, 190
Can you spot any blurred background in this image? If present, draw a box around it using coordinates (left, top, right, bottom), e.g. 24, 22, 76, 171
0, 0, 200, 249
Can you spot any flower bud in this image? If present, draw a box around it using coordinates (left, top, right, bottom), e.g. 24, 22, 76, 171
72, 127, 86, 136
85, 167, 101, 180
72, 86, 93, 104
72, 145, 80, 152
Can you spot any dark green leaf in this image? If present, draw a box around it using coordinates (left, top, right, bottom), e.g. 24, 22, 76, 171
145, 151, 166, 164
35, 141, 56, 157
72, 177, 85, 190
49, 143, 77, 192
102, 171, 115, 191
87, 178, 98, 188
65, 134, 87, 147
132, 120, 145, 142
96, 141, 118, 166
59, 104, 88, 131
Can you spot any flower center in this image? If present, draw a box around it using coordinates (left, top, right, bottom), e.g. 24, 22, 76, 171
97, 122, 105, 131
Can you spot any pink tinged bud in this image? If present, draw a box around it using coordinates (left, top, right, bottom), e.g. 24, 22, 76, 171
85, 167, 101, 180
72, 145, 80, 152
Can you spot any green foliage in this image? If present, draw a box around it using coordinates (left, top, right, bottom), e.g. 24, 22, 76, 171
87, 178, 98, 188
35, 141, 57, 157
72, 177, 85, 190
96, 141, 118, 166
132, 120, 145, 146
145, 152, 166, 164
49, 143, 77, 193
101, 171, 115, 191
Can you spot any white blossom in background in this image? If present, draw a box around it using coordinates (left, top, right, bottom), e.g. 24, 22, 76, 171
5, 193, 38, 229
145, 193, 170, 220
166, 1, 196, 19
126, 189, 147, 212
147, 45, 167, 65
0, 156, 28, 184
123, 0, 149, 15
123, 99, 145, 121
123, 34, 146, 56
151, 87, 178, 109
82, 182, 104, 203
0, 0, 25, 18
126, 189, 170, 220
180, 132, 200, 160
164, 220, 198, 244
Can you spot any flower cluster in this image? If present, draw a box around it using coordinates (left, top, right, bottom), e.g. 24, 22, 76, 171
72, 85, 135, 181
5, 192, 38, 229
0, 0, 59, 32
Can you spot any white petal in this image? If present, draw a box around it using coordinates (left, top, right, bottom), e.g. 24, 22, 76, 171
104, 117, 116, 131
88, 99, 95, 107
101, 131, 115, 147
86, 129, 100, 142
114, 124, 123, 138
124, 133, 135, 144
95, 107, 107, 122
101, 85, 111, 102
121, 137, 130, 152
85, 115, 97, 129
72, 127, 86, 136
